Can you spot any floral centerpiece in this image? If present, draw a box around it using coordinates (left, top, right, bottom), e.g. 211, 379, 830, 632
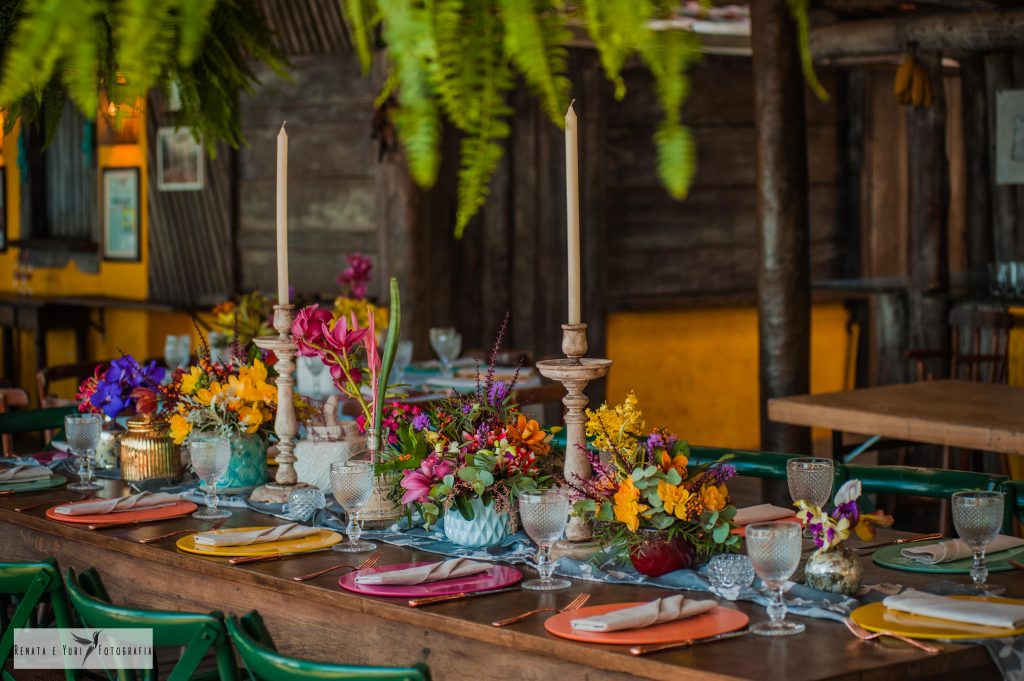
795, 479, 892, 594
377, 323, 558, 546
210, 291, 275, 362
572, 394, 740, 577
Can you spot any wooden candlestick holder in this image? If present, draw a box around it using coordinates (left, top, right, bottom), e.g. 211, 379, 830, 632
536, 323, 612, 546
250, 304, 313, 503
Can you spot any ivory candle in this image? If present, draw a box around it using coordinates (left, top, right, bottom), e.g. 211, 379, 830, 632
276, 122, 289, 306
565, 102, 581, 325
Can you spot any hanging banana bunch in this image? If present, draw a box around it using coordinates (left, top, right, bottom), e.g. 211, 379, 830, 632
894, 53, 933, 109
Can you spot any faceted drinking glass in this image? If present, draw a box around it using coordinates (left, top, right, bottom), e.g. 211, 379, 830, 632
707, 554, 756, 600
65, 413, 103, 491
519, 489, 571, 591
283, 488, 326, 524
394, 340, 414, 380
952, 490, 1005, 594
746, 522, 806, 636
330, 460, 376, 553
429, 327, 462, 379
787, 457, 834, 507
189, 436, 232, 520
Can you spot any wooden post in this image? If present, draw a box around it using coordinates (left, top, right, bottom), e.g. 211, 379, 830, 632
985, 52, 1015, 262
751, 0, 811, 492
961, 54, 993, 293
906, 52, 950, 363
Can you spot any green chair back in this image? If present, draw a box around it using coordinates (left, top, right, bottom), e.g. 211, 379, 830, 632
0, 406, 76, 448
0, 559, 74, 681
64, 568, 238, 681
227, 612, 430, 681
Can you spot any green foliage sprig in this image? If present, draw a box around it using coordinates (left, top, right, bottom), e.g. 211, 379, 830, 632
0, 0, 287, 152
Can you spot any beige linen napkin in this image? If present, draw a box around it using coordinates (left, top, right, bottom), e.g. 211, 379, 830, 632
883, 589, 1024, 629
193, 523, 321, 547
733, 504, 796, 526
54, 492, 180, 516
571, 595, 717, 633
901, 535, 1024, 564
0, 464, 51, 483
355, 558, 491, 585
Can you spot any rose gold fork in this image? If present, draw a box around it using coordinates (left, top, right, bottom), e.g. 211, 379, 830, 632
491, 593, 591, 627
292, 551, 382, 581
844, 618, 941, 654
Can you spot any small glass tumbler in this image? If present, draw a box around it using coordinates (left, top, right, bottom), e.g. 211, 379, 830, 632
283, 488, 326, 523
519, 489, 571, 591
707, 554, 756, 600
65, 413, 103, 492
330, 460, 376, 553
746, 522, 805, 637
952, 490, 1005, 595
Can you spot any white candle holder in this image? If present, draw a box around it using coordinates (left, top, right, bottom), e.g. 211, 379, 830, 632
250, 304, 313, 503
536, 323, 611, 549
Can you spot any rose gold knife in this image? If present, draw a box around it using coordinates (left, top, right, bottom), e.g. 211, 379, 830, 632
852, 532, 943, 552
229, 547, 335, 565
408, 586, 521, 607
629, 629, 750, 656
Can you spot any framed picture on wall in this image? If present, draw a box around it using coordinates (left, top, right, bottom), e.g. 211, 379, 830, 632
996, 89, 1024, 185
156, 126, 205, 191
102, 167, 140, 261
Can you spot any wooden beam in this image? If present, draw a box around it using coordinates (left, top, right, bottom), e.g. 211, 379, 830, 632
961, 54, 993, 292
906, 51, 950, 359
810, 10, 1024, 59
751, 0, 812, 479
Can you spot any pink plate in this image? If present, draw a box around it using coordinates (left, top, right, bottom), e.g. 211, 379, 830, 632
338, 561, 522, 597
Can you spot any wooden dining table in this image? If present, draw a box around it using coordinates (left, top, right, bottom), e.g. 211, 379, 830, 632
0, 477, 1017, 681
767, 380, 1024, 459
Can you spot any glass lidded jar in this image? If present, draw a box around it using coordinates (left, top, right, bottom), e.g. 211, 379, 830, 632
119, 416, 183, 482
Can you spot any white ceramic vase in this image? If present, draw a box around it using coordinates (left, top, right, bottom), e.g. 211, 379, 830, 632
293, 422, 363, 491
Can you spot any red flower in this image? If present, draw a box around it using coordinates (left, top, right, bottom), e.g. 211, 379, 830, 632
130, 387, 158, 415
291, 305, 334, 357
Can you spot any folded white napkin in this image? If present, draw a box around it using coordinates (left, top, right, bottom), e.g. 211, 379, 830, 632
0, 464, 51, 483
54, 492, 180, 516
571, 595, 717, 633
193, 523, 321, 547
883, 589, 1024, 629
355, 558, 491, 585
733, 504, 796, 526
901, 535, 1024, 564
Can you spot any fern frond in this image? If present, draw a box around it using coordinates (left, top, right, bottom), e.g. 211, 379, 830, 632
341, 0, 380, 74
578, 0, 650, 100
177, 0, 218, 64
653, 121, 694, 199
785, 0, 829, 102
425, 0, 470, 130
497, 0, 568, 126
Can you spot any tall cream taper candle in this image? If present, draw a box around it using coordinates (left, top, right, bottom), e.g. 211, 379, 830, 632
276, 122, 290, 306
565, 102, 581, 325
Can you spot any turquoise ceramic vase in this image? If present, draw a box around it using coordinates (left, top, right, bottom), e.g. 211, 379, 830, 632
207, 434, 268, 493
443, 497, 510, 548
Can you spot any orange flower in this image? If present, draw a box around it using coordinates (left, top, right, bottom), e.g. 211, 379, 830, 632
657, 480, 691, 520
701, 484, 729, 512
507, 414, 550, 455
613, 477, 648, 532
659, 450, 689, 477
854, 510, 894, 541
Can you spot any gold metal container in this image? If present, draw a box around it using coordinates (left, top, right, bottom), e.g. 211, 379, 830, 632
119, 417, 183, 481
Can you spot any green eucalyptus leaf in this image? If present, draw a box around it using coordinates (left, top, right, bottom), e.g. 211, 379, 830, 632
665, 468, 682, 486
454, 496, 475, 521
712, 523, 730, 544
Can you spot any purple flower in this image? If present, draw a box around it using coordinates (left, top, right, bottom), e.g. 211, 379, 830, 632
461, 403, 473, 414
412, 413, 430, 431
87, 356, 165, 419
646, 432, 665, 449
487, 381, 509, 406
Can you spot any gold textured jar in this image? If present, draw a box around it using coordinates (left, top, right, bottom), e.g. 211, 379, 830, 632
119, 416, 183, 482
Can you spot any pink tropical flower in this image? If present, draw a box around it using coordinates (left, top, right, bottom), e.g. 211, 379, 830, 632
292, 305, 333, 357
337, 252, 373, 299
399, 454, 453, 505
321, 314, 368, 355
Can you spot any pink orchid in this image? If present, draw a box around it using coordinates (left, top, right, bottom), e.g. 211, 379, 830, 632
399, 454, 453, 505
321, 315, 368, 355
291, 305, 333, 357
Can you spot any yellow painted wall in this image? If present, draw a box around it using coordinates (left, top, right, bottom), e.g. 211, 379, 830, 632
0, 118, 197, 402
606, 304, 852, 450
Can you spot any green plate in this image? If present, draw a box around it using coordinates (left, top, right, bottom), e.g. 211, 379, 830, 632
873, 539, 1024, 574
0, 474, 67, 493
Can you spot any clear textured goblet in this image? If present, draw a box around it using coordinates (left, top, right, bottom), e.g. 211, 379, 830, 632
786, 457, 834, 508
952, 490, 1005, 595
65, 413, 103, 491
519, 489, 571, 591
429, 327, 462, 379
330, 460, 376, 553
746, 522, 805, 636
190, 436, 232, 520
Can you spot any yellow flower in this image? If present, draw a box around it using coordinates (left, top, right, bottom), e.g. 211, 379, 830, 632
180, 366, 204, 395
854, 510, 894, 541
238, 405, 263, 433
196, 381, 223, 406
701, 484, 729, 512
169, 414, 191, 444
613, 477, 648, 532
585, 392, 645, 453
657, 480, 691, 520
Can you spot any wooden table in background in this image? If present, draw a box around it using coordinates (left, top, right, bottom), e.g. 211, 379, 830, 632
768, 380, 1024, 457
0, 479, 1013, 680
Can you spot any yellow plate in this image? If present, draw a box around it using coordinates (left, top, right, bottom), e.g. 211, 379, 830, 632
851, 596, 1024, 640
175, 527, 342, 557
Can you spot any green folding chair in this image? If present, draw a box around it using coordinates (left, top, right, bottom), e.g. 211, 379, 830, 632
0, 405, 77, 452
64, 568, 238, 681
0, 558, 75, 681
227, 611, 430, 681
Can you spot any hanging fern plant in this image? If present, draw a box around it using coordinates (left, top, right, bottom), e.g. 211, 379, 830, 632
0, 0, 287, 153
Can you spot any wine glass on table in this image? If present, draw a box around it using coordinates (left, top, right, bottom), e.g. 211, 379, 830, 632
519, 489, 571, 591
952, 490, 1005, 595
747, 522, 805, 636
330, 460, 377, 553
429, 327, 462, 379
189, 436, 232, 520
394, 340, 413, 381
787, 457, 834, 537
65, 413, 103, 492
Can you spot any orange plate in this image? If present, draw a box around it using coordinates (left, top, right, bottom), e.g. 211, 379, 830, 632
730, 515, 802, 537
45, 499, 198, 524
544, 602, 749, 645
